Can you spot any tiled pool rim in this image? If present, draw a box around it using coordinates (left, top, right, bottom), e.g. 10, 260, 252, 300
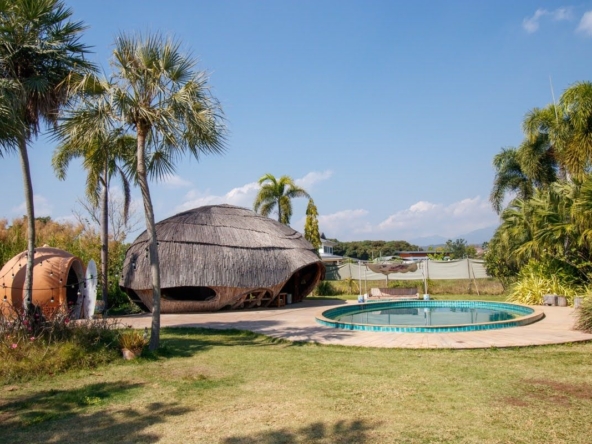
316, 300, 545, 333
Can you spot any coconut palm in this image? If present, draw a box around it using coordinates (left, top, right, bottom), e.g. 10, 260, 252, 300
559, 82, 592, 180
52, 75, 135, 312
110, 33, 226, 350
254, 174, 310, 225
0, 0, 95, 310
490, 148, 535, 214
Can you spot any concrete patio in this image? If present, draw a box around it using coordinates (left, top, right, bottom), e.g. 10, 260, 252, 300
116, 299, 592, 349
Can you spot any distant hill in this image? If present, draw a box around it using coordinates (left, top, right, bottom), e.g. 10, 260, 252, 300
460, 225, 496, 245
410, 225, 497, 249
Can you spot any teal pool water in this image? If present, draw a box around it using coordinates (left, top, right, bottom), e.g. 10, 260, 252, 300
316, 300, 543, 333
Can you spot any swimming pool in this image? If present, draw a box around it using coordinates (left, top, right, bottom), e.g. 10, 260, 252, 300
316, 300, 544, 333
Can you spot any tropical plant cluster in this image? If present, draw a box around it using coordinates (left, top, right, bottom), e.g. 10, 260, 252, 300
0, 305, 119, 383
487, 81, 592, 313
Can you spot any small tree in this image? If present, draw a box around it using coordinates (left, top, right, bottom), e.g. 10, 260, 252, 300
304, 199, 321, 251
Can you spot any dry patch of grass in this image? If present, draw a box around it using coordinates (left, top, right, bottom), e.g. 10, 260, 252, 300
1, 328, 591, 443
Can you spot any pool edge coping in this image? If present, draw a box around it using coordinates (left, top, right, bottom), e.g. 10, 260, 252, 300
315, 300, 546, 333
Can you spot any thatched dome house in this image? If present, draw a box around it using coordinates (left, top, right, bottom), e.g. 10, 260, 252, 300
0, 247, 86, 318
120, 204, 325, 313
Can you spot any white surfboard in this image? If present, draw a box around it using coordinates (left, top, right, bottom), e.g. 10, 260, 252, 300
84, 259, 98, 319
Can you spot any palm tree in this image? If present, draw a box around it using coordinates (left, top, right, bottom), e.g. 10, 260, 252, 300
0, 80, 23, 152
254, 174, 310, 225
52, 75, 135, 313
490, 148, 535, 214
559, 82, 592, 180
110, 33, 226, 350
0, 0, 95, 310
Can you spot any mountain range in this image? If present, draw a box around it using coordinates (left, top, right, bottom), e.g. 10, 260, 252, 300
409, 225, 497, 248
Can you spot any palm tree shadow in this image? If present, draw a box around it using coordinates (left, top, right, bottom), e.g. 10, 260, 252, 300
222, 418, 379, 444
0, 382, 190, 444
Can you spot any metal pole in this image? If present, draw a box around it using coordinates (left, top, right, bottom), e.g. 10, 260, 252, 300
358, 261, 362, 297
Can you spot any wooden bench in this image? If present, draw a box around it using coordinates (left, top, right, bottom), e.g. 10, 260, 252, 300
369, 287, 419, 300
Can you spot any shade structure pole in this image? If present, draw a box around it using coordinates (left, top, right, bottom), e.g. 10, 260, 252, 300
422, 260, 428, 294
358, 261, 362, 297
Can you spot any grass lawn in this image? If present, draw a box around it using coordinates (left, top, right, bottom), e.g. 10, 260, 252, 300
2, 324, 592, 443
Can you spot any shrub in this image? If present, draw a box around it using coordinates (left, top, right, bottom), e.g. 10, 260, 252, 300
314, 280, 338, 296
508, 272, 579, 305
575, 298, 592, 333
118, 329, 148, 353
1, 305, 120, 383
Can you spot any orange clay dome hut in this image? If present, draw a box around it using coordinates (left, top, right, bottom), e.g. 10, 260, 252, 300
119, 204, 325, 313
0, 247, 86, 318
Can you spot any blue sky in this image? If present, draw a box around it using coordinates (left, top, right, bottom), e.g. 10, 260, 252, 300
1, 1, 591, 243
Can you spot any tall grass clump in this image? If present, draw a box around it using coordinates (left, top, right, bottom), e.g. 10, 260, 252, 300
0, 305, 120, 383
313, 280, 340, 296
507, 260, 581, 305
575, 298, 592, 333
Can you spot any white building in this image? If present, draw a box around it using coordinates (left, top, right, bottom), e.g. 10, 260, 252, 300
318, 233, 343, 264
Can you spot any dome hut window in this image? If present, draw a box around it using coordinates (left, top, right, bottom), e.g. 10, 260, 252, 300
162, 286, 217, 302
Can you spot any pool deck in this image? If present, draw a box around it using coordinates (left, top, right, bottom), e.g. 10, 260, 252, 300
116, 299, 592, 349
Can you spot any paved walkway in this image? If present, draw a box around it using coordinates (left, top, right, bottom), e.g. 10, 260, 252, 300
117, 299, 592, 349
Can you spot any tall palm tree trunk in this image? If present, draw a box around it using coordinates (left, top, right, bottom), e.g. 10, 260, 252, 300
137, 127, 161, 350
17, 136, 35, 312
100, 165, 109, 313
277, 198, 282, 223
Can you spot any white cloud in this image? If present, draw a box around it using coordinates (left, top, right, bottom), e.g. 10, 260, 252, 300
576, 11, 592, 36
295, 170, 333, 190
311, 197, 498, 241
377, 196, 498, 239
523, 8, 573, 33
175, 182, 260, 212
11, 195, 53, 217
162, 174, 192, 189
175, 170, 333, 213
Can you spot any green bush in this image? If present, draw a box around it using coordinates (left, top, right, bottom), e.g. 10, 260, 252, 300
575, 298, 592, 333
507, 260, 581, 305
314, 280, 338, 296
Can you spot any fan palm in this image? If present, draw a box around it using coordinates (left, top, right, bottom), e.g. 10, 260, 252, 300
110, 33, 226, 350
0, 0, 95, 310
52, 75, 135, 312
0, 79, 23, 152
254, 174, 310, 225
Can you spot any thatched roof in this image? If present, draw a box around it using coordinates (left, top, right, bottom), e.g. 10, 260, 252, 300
120, 204, 323, 292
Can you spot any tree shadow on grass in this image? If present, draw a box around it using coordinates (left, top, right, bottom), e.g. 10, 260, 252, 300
0, 381, 190, 443
149, 327, 303, 360
165, 320, 358, 349
222, 418, 379, 444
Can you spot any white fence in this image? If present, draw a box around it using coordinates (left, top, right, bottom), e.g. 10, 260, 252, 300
328, 259, 489, 281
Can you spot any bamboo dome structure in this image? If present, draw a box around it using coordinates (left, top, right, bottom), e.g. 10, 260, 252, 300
119, 204, 325, 313
0, 247, 86, 318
